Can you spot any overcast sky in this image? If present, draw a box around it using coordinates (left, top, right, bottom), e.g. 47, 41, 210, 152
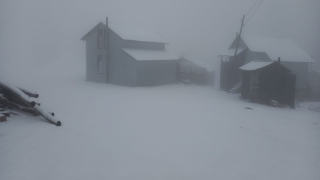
0, 0, 319, 69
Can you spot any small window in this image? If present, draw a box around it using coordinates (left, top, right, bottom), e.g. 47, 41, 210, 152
97, 55, 103, 74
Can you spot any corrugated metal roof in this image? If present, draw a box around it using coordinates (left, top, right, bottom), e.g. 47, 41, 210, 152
122, 48, 179, 61
239, 61, 273, 71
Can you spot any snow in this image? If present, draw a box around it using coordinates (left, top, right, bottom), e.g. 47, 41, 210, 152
243, 36, 315, 63
0, 79, 34, 104
183, 57, 215, 72
109, 23, 166, 43
122, 48, 179, 61
239, 61, 273, 71
81, 22, 166, 43
297, 101, 320, 113
219, 47, 245, 56
0, 59, 320, 180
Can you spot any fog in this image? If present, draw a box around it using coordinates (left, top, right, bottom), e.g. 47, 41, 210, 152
0, 0, 320, 74
1, 1, 320, 179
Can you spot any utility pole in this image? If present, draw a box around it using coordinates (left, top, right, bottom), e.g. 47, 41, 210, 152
229, 14, 245, 91
233, 14, 245, 58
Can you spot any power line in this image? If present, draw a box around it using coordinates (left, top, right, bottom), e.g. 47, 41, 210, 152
244, 0, 264, 25
246, 0, 259, 16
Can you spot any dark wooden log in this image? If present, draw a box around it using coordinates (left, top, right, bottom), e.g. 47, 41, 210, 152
0, 81, 34, 107
0, 115, 6, 122
33, 105, 61, 126
11, 96, 35, 107
0, 80, 61, 126
0, 96, 38, 115
0, 111, 10, 117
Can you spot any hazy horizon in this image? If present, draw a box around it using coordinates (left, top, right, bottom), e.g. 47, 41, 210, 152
0, 0, 319, 70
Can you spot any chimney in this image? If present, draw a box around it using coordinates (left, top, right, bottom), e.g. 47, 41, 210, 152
236, 32, 239, 37
106, 17, 108, 29
278, 57, 280, 63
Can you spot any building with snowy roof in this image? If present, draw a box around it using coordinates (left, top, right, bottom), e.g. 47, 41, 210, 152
239, 60, 296, 107
219, 35, 314, 94
177, 57, 215, 85
81, 18, 179, 86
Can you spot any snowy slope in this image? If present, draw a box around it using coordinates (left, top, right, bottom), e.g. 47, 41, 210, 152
0, 59, 320, 180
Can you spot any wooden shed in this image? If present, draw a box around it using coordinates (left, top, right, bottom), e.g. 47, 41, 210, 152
219, 36, 314, 94
240, 60, 296, 107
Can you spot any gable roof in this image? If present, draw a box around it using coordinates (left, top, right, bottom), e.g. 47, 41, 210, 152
81, 22, 166, 43
239, 61, 291, 72
241, 36, 314, 63
239, 61, 273, 71
122, 48, 179, 61
81, 22, 104, 41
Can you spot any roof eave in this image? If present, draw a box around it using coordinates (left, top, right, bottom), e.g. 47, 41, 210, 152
80, 22, 105, 41
122, 39, 168, 44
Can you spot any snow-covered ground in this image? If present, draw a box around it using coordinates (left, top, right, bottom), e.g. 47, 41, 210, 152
0, 60, 320, 180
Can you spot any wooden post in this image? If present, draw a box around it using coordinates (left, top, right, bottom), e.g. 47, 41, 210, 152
233, 15, 246, 59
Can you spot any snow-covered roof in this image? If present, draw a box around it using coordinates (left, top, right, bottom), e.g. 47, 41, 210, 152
239, 61, 273, 71
242, 36, 314, 63
81, 22, 166, 43
122, 48, 179, 61
219, 48, 245, 56
182, 57, 215, 71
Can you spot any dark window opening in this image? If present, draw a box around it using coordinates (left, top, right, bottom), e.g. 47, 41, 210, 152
97, 55, 103, 74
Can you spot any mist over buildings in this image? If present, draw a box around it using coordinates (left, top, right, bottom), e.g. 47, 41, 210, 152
0, 0, 319, 73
